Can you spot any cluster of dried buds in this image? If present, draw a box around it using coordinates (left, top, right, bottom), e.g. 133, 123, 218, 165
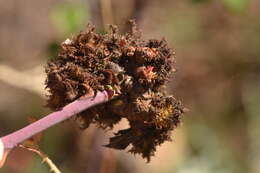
45, 21, 184, 161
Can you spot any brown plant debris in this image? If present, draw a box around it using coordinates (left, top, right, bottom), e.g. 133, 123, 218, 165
45, 20, 184, 162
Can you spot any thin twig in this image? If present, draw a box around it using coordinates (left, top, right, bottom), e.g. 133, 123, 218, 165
19, 145, 61, 173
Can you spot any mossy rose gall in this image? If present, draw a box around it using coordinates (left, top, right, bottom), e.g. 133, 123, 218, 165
0, 21, 184, 166
45, 20, 184, 161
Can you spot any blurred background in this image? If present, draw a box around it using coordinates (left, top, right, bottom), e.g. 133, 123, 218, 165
0, 0, 260, 172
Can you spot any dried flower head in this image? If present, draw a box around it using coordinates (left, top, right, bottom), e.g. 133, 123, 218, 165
45, 20, 184, 162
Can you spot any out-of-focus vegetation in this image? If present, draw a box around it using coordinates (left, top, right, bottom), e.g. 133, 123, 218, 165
0, 0, 260, 173
50, 3, 89, 37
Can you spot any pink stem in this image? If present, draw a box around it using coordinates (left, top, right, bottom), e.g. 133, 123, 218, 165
0, 91, 110, 149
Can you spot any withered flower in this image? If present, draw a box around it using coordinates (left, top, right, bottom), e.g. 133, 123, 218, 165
45, 20, 184, 162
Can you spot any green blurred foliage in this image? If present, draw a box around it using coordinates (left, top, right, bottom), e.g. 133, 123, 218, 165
47, 2, 89, 59
222, 0, 249, 13
178, 122, 245, 173
46, 41, 60, 59
50, 3, 89, 36
190, 0, 249, 13
190, 0, 211, 4
242, 82, 260, 173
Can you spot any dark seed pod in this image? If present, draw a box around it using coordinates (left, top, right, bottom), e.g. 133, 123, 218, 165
45, 21, 185, 161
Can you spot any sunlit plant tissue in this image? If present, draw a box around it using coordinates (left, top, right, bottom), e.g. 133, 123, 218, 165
45, 20, 185, 161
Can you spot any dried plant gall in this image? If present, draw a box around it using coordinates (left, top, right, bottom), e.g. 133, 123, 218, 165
45, 21, 184, 161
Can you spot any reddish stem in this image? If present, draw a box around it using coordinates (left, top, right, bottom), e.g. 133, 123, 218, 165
0, 91, 110, 149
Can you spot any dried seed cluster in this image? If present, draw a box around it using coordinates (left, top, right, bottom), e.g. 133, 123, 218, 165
45, 21, 184, 161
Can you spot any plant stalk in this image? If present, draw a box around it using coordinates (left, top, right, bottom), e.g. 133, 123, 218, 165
0, 91, 109, 153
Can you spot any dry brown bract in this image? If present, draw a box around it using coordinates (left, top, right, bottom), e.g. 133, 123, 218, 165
45, 20, 184, 162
